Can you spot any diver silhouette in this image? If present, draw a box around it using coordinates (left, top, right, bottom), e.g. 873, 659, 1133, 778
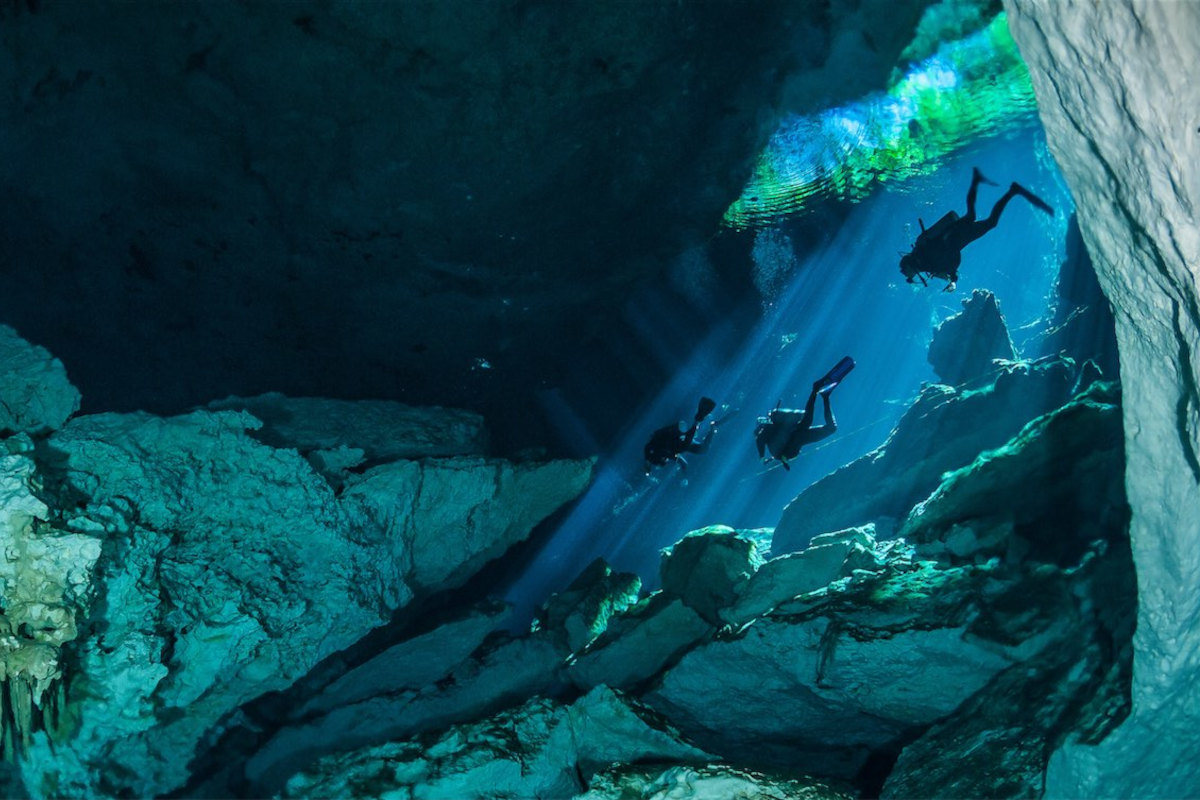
755, 357, 854, 471
900, 167, 1054, 291
644, 396, 718, 473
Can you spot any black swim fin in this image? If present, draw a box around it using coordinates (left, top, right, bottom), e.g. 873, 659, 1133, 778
972, 167, 998, 187
1013, 182, 1054, 215
816, 356, 855, 393
695, 396, 717, 422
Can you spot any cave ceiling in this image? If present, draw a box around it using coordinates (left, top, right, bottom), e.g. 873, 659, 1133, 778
0, 0, 943, 448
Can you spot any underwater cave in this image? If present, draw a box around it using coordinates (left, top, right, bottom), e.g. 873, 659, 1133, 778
0, 1, 1196, 798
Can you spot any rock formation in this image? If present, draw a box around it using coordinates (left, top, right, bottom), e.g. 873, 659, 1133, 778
1006, 2, 1200, 796
0, 327, 591, 798
773, 354, 1078, 552
927, 289, 1017, 388
271, 375, 1132, 794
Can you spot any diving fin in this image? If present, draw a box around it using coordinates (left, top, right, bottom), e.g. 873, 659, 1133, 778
695, 396, 717, 422
816, 356, 856, 393
1013, 183, 1054, 215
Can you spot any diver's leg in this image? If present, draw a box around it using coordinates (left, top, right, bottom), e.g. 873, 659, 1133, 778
965, 167, 996, 220
681, 421, 699, 448
1012, 182, 1055, 215
798, 387, 818, 432
954, 182, 1020, 250
798, 394, 839, 448
688, 422, 714, 454
821, 391, 837, 430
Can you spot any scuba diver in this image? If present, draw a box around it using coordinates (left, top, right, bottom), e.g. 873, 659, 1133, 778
755, 356, 854, 471
900, 168, 1055, 291
644, 396, 718, 473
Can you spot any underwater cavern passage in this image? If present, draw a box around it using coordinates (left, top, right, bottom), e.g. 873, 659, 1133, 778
0, 1, 1198, 799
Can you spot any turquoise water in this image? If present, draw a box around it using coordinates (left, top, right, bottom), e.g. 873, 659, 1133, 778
505, 127, 1076, 623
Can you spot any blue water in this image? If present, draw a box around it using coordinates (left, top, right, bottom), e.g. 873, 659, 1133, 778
505, 128, 1075, 624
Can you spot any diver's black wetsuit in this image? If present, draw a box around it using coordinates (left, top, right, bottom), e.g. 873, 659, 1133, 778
901, 168, 1053, 288
644, 397, 717, 472
754, 384, 837, 469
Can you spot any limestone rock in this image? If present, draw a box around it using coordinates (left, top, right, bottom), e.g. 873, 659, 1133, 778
37, 409, 394, 796
773, 357, 1077, 553
536, 558, 642, 655
0, 325, 80, 436
0, 449, 99, 759
21, 406, 590, 797
645, 558, 1069, 779
1036, 214, 1119, 379
208, 393, 489, 461
1006, 3, 1200, 793
340, 454, 594, 593
581, 763, 854, 800
282, 686, 712, 800
902, 381, 1125, 566
660, 526, 763, 625
246, 632, 567, 794
882, 540, 1136, 799
927, 289, 1017, 388
298, 606, 508, 719
568, 594, 712, 693
724, 525, 884, 626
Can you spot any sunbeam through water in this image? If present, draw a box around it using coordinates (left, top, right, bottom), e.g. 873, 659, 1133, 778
504, 128, 1075, 626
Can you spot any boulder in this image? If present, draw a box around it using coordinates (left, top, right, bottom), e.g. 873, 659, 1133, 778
0, 325, 80, 436
581, 763, 853, 800
644, 558, 1069, 779
340, 454, 594, 593
724, 525, 883, 626
927, 289, 1017, 388
535, 558, 642, 655
659, 526, 763, 625
568, 594, 712, 692
34, 409, 396, 796
282, 686, 712, 800
902, 381, 1125, 566
883, 540, 1136, 799
19, 405, 591, 798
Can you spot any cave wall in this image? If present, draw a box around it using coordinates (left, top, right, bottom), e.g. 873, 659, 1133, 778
0, 0, 933, 449
1005, 1, 1200, 796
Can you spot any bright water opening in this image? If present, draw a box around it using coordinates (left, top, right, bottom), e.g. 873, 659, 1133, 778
505, 127, 1075, 624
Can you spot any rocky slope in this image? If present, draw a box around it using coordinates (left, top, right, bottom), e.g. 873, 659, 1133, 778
263, 273, 1131, 798
0, 328, 592, 798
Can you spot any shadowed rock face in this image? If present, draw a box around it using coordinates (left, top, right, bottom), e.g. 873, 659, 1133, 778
0, 0, 932, 444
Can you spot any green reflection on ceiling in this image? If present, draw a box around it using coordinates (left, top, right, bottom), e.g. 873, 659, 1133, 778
724, 13, 1037, 230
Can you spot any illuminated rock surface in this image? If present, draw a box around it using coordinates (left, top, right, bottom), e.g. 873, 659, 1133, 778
0, 328, 591, 798
1006, 2, 1200, 796
579, 764, 853, 800
282, 687, 712, 800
